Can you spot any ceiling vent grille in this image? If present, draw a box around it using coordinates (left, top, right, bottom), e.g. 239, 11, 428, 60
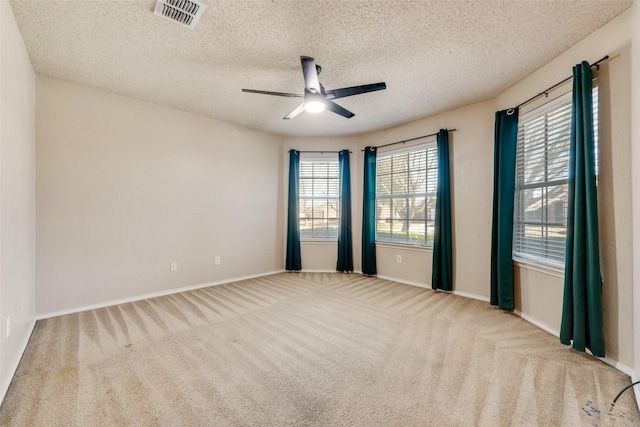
154, 0, 206, 29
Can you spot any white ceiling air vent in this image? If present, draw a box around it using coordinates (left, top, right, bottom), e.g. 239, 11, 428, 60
154, 0, 206, 30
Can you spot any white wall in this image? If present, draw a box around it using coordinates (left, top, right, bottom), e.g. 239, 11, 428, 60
0, 0, 37, 402
36, 78, 284, 315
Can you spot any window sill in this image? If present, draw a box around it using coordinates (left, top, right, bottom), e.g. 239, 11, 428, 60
513, 258, 564, 278
301, 239, 337, 245
375, 242, 432, 252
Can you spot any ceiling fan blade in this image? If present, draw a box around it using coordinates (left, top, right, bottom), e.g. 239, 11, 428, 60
300, 56, 321, 94
325, 82, 387, 100
283, 103, 306, 120
325, 100, 355, 118
242, 89, 303, 98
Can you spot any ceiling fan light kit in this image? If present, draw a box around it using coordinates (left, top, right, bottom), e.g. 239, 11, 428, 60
242, 56, 386, 120
304, 100, 325, 113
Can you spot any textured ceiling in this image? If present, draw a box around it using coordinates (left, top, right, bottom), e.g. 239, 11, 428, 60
10, 0, 633, 137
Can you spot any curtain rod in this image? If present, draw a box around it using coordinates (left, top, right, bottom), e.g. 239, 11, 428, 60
288, 150, 351, 154
512, 55, 609, 112
361, 129, 458, 151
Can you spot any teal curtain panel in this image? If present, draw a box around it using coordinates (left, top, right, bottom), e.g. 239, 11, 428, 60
432, 129, 453, 291
560, 61, 605, 357
490, 108, 519, 311
361, 147, 377, 275
337, 150, 354, 272
286, 150, 302, 271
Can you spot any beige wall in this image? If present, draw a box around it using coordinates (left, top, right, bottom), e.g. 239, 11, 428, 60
281, 136, 360, 271
0, 0, 37, 400
36, 78, 284, 315
496, 9, 634, 368
279, 113, 495, 286
345, 8, 635, 370
631, 0, 640, 388
354, 100, 495, 293
11, 0, 636, 396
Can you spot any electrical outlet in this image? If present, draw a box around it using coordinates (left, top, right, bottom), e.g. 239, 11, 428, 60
214, 256, 221, 265
396, 255, 402, 264
170, 261, 178, 271
6, 316, 10, 338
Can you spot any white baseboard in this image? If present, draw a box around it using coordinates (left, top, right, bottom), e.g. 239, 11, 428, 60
632, 372, 640, 412
298, 269, 341, 273
376, 274, 636, 384
514, 309, 636, 379
453, 289, 491, 303
36, 270, 285, 320
376, 274, 491, 303
377, 274, 431, 289
595, 353, 635, 377
24, 269, 640, 414
514, 309, 560, 337
0, 318, 36, 405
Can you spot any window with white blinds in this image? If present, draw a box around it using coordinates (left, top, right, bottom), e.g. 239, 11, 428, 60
299, 159, 340, 239
513, 87, 598, 268
376, 143, 438, 246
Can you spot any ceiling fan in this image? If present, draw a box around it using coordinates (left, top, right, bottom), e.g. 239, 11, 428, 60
242, 56, 386, 119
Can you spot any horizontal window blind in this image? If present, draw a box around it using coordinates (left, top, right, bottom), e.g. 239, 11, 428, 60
513, 86, 598, 267
299, 160, 340, 239
376, 144, 437, 246
514, 94, 571, 265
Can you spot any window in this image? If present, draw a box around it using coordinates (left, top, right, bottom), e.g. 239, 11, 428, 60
299, 158, 340, 239
376, 144, 438, 246
513, 87, 598, 268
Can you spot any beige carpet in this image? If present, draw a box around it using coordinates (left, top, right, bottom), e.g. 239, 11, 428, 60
1, 272, 639, 426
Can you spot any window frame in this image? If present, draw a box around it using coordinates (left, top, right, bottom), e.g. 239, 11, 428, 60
298, 155, 340, 241
374, 141, 438, 248
513, 84, 598, 271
